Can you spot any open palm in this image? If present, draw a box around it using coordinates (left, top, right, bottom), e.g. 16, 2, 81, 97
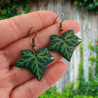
0, 11, 80, 98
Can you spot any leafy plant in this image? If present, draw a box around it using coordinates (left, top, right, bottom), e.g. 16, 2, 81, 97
24, 3, 31, 14
0, 0, 97, 20
0, 0, 32, 20
88, 41, 98, 78
74, 0, 98, 14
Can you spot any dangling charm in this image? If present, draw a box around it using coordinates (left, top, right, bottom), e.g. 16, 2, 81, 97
48, 15, 82, 61
15, 27, 54, 81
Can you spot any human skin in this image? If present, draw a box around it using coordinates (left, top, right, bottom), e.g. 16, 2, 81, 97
0, 11, 80, 98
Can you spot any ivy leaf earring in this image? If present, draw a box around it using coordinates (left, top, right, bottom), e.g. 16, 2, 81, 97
48, 15, 82, 61
15, 27, 54, 81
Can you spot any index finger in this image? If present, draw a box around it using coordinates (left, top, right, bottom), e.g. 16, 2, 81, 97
0, 11, 58, 49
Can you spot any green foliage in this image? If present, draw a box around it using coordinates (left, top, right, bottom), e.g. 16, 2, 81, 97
24, 3, 31, 14
89, 66, 93, 81
40, 41, 98, 97
73, 95, 98, 98
0, 5, 17, 20
88, 41, 98, 78
39, 85, 61, 98
0, 0, 32, 20
74, 0, 98, 13
61, 81, 75, 97
0, 0, 97, 20
77, 42, 85, 94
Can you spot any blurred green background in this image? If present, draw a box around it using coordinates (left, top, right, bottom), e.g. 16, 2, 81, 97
0, 0, 98, 20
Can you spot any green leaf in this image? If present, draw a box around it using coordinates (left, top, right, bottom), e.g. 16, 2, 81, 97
1, 9, 7, 15
48, 30, 82, 61
15, 48, 54, 81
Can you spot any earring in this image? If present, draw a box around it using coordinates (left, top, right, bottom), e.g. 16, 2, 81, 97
15, 27, 54, 81
48, 14, 82, 61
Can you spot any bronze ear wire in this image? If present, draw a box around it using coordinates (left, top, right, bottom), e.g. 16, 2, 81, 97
27, 27, 38, 56
53, 13, 65, 37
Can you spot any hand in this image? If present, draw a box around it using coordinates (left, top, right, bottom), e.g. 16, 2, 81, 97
0, 11, 80, 98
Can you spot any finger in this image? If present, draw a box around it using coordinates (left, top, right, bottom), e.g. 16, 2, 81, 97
10, 61, 66, 98
75, 45, 79, 50
4, 20, 80, 66
5, 20, 80, 88
0, 11, 58, 49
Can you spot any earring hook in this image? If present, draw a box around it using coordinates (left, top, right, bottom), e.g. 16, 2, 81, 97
53, 13, 65, 37
53, 15, 58, 24
60, 13, 65, 32
61, 13, 65, 23
27, 27, 38, 56
27, 27, 37, 38
53, 13, 65, 24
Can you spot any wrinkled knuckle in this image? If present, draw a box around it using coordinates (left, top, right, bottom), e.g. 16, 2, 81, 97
35, 12, 46, 28
25, 87, 36, 98
44, 71, 54, 87
8, 69, 18, 87
7, 17, 21, 38
0, 50, 9, 69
